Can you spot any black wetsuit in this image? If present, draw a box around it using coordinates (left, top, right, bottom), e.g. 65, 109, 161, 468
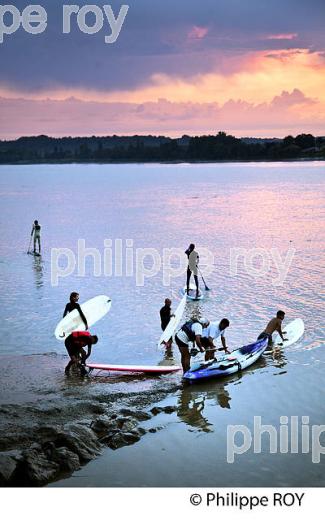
160, 305, 171, 331
63, 302, 88, 328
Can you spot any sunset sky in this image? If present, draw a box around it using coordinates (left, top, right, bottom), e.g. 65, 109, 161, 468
1, 0, 325, 138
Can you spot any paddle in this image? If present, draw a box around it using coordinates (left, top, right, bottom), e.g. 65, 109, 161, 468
27, 234, 32, 254
198, 267, 211, 291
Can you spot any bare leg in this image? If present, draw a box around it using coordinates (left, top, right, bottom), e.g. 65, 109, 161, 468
179, 346, 191, 373
65, 355, 79, 374
194, 274, 199, 296
186, 268, 191, 293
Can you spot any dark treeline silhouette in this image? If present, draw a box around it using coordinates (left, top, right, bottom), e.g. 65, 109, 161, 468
0, 132, 324, 164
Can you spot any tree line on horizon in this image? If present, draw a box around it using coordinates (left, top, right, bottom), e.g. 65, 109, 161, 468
0, 132, 324, 164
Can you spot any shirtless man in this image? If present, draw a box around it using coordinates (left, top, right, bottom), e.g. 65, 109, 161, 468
258, 310, 288, 348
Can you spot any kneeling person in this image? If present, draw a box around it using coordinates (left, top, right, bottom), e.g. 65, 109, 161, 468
202, 318, 230, 361
65, 331, 98, 375
175, 318, 209, 373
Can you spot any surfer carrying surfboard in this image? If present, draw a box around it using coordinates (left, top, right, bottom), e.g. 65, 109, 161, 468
160, 298, 174, 348
185, 244, 200, 298
201, 318, 230, 360
64, 331, 98, 375
31, 220, 41, 254
63, 292, 89, 330
175, 318, 209, 373
257, 310, 288, 348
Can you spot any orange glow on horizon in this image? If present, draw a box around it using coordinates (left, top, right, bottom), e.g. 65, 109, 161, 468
1, 48, 324, 138
1, 49, 324, 106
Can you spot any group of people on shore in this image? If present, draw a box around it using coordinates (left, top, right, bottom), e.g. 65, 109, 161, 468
159, 243, 288, 373
58, 240, 287, 375
160, 298, 287, 373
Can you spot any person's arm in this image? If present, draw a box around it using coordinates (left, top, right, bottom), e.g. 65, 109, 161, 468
63, 304, 69, 318
276, 321, 287, 341
85, 344, 92, 360
31, 225, 35, 237
207, 337, 216, 352
221, 336, 230, 353
76, 303, 88, 329
195, 335, 205, 353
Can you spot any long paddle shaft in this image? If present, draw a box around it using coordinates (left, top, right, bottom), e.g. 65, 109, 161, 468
198, 267, 210, 291
27, 234, 33, 254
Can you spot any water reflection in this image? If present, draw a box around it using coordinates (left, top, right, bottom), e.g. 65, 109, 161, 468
261, 348, 288, 368
32, 256, 43, 289
177, 378, 234, 432
175, 352, 276, 432
177, 388, 213, 432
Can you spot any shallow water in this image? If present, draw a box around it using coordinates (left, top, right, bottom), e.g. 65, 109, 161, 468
0, 162, 324, 486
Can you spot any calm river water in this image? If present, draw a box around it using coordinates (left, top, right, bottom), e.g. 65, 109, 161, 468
0, 162, 324, 486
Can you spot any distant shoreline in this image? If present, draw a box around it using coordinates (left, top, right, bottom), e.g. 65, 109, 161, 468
1, 132, 324, 165
0, 157, 324, 166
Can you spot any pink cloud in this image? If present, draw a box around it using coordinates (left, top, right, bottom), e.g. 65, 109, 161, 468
266, 33, 298, 40
188, 26, 209, 40
271, 89, 317, 108
0, 89, 323, 139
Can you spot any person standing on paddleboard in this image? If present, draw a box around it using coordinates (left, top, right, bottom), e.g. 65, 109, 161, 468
63, 292, 89, 330
175, 318, 209, 373
64, 331, 98, 375
31, 220, 41, 254
160, 298, 174, 348
185, 244, 200, 298
257, 310, 288, 348
201, 318, 230, 361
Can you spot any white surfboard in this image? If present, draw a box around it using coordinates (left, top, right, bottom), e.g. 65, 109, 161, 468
180, 284, 204, 301
54, 295, 112, 341
272, 318, 304, 348
158, 294, 187, 349
87, 363, 181, 374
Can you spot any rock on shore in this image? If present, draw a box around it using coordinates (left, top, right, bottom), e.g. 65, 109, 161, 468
0, 354, 180, 486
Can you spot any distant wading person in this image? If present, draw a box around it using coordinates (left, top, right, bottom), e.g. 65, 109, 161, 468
185, 243, 199, 298
31, 220, 41, 254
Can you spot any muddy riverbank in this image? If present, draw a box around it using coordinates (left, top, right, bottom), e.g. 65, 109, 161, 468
0, 353, 181, 486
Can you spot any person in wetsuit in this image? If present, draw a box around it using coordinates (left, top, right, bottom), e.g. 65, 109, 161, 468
31, 220, 41, 254
160, 298, 174, 348
63, 292, 88, 330
257, 310, 288, 349
185, 243, 199, 298
64, 331, 98, 375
